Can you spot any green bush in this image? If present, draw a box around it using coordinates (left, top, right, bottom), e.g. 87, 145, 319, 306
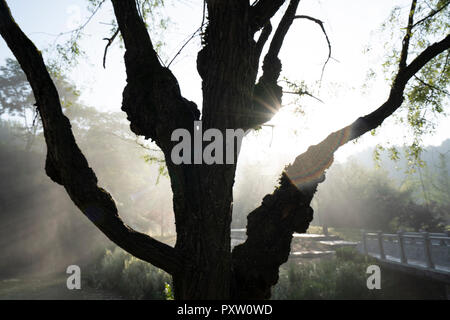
88, 247, 171, 300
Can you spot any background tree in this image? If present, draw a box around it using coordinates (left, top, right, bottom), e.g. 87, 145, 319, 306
0, 0, 449, 299
0, 58, 79, 150
313, 161, 446, 232
404, 150, 450, 225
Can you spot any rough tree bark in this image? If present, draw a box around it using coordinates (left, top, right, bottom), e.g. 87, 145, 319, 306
0, 0, 448, 300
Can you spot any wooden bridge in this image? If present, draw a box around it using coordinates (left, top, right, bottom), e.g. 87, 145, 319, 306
358, 230, 450, 284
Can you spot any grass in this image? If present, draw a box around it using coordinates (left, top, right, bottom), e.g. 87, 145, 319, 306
0, 274, 122, 300
327, 228, 362, 242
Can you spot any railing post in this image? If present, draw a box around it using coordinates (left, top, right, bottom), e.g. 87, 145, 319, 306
422, 232, 434, 269
361, 229, 368, 255
323, 225, 329, 236
377, 231, 385, 260
397, 230, 407, 264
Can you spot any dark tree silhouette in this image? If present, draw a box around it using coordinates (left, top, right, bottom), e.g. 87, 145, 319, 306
0, 0, 449, 299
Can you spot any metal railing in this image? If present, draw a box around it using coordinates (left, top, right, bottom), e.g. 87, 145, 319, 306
361, 230, 450, 271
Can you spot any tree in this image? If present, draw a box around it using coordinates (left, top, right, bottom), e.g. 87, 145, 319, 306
0, 0, 448, 299
0, 58, 79, 150
313, 162, 445, 232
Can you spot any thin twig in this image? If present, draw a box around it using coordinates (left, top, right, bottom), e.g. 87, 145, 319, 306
283, 90, 324, 103
294, 15, 332, 84
413, 74, 449, 95
412, 0, 450, 28
102, 28, 120, 69
167, 0, 207, 68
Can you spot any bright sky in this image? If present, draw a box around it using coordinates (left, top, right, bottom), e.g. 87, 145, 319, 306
0, 0, 449, 169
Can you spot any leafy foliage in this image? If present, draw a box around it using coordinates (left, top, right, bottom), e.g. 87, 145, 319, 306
50, 0, 170, 69
0, 58, 80, 150
88, 247, 171, 300
375, 0, 450, 165
0, 58, 32, 116
0, 59, 80, 113
164, 282, 174, 300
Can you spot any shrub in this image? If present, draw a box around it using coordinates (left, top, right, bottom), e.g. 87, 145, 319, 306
88, 247, 171, 300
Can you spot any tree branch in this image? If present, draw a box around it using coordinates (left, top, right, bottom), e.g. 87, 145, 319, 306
0, 0, 185, 275
412, 0, 449, 29
265, 0, 300, 66
102, 28, 119, 69
255, 22, 273, 57
249, 0, 287, 33
399, 0, 417, 71
294, 15, 332, 82
233, 12, 450, 298
248, 0, 300, 129
232, 172, 314, 299
413, 74, 450, 95
283, 90, 324, 103
249, 8, 335, 130
110, 0, 199, 152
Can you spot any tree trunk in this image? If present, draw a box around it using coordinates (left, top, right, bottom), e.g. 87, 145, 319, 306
232, 173, 316, 299
169, 162, 236, 299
